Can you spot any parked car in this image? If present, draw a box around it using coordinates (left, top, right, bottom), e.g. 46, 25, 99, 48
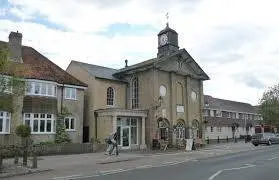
251, 133, 279, 146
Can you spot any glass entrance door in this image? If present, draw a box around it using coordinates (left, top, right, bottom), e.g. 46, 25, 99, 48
122, 127, 130, 148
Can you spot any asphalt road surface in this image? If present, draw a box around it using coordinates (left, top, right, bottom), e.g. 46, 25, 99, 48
73, 145, 279, 180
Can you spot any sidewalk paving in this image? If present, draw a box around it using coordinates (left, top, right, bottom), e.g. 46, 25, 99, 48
1, 141, 263, 179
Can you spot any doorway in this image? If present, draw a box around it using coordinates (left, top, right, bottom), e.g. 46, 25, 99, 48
122, 127, 130, 149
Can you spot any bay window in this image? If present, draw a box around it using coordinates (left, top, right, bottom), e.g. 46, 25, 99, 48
26, 81, 56, 97
23, 113, 55, 134
0, 111, 11, 134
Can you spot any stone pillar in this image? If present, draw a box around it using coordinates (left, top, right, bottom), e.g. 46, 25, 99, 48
112, 114, 117, 133
140, 117, 147, 149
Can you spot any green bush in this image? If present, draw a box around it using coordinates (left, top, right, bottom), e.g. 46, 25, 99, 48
15, 124, 31, 138
38, 141, 55, 145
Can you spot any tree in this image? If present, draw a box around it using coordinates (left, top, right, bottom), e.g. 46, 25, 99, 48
259, 83, 279, 126
55, 106, 72, 144
0, 45, 26, 112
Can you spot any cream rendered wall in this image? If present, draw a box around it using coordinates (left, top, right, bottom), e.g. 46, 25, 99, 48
67, 63, 127, 142
94, 78, 126, 109
66, 63, 95, 140
57, 86, 84, 143
97, 115, 113, 143
205, 126, 255, 140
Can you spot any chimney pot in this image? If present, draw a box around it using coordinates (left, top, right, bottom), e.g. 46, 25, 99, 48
8, 31, 23, 63
125, 59, 128, 67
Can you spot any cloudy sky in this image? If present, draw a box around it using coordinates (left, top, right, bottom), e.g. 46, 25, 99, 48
0, 0, 278, 105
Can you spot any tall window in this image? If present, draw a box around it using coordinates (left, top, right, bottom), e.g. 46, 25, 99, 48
176, 82, 183, 105
65, 87, 77, 100
23, 113, 55, 134
64, 117, 75, 131
176, 121, 185, 139
131, 77, 139, 109
107, 87, 114, 106
0, 111, 10, 134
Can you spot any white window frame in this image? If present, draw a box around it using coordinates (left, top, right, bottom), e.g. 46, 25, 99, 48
65, 87, 77, 100
26, 81, 57, 97
23, 113, 55, 134
64, 117, 76, 131
216, 110, 222, 117
0, 111, 11, 134
217, 127, 222, 132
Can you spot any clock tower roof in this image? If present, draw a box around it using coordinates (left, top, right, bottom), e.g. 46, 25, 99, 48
158, 23, 178, 36
157, 23, 179, 57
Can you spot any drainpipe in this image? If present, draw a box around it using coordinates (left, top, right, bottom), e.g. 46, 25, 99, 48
94, 112, 98, 139
61, 84, 64, 113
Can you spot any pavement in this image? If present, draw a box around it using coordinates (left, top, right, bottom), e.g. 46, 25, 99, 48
2, 142, 271, 180
81, 145, 279, 180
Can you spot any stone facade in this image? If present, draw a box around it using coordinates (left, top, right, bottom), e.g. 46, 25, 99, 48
66, 24, 209, 149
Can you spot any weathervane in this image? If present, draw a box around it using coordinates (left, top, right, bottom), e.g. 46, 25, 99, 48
166, 12, 169, 27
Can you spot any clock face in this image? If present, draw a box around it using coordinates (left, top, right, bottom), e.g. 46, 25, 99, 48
159, 85, 167, 97
191, 91, 197, 101
159, 34, 168, 46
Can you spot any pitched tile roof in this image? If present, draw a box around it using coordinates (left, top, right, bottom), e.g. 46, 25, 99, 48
204, 95, 256, 113
0, 41, 87, 87
205, 116, 255, 127
70, 60, 126, 82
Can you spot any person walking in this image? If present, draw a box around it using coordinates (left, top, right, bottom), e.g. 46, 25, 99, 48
110, 132, 119, 156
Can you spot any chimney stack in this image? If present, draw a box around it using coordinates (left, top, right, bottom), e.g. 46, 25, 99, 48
8, 31, 23, 63
125, 59, 128, 68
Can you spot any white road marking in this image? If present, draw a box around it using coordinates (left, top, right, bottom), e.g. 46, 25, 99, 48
99, 169, 123, 174
268, 157, 277, 160
208, 170, 223, 180
208, 164, 256, 180
189, 159, 198, 162
51, 174, 83, 179
223, 164, 256, 171
162, 161, 180, 164
68, 174, 100, 180
136, 165, 153, 169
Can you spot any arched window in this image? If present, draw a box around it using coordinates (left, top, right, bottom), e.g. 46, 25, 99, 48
176, 82, 183, 105
192, 119, 200, 139
176, 120, 185, 139
158, 118, 170, 141
107, 87, 114, 106
131, 77, 139, 109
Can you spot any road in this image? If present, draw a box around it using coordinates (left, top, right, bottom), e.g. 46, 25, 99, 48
72, 145, 279, 180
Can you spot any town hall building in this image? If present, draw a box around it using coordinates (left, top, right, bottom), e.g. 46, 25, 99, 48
67, 24, 210, 150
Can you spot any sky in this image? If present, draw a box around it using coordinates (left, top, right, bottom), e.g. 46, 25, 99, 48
0, 0, 279, 106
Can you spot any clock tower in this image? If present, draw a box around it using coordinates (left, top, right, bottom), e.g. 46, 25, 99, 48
157, 23, 179, 58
